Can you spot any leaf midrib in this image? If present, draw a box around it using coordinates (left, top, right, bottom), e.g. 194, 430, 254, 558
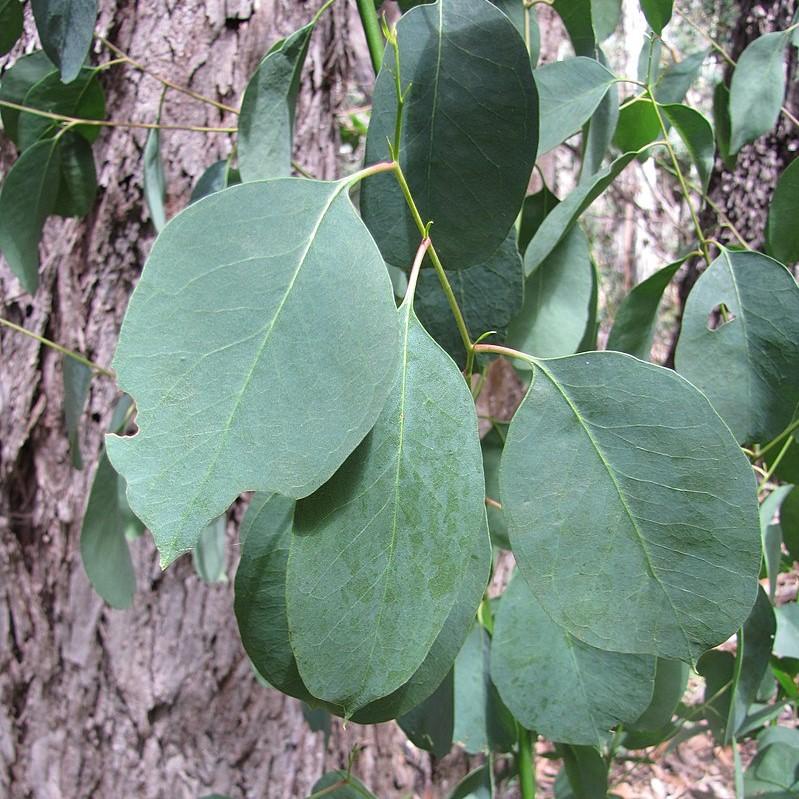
535, 360, 693, 658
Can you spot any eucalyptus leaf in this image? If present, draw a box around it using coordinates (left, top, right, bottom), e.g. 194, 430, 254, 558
309, 772, 376, 799
413, 230, 524, 368
448, 766, 492, 799
524, 151, 637, 273
782, 486, 799, 562
31, 0, 98, 83
713, 82, 736, 170
534, 57, 616, 156
662, 103, 714, 192
62, 357, 91, 469
613, 97, 660, 153
143, 127, 166, 232
189, 160, 239, 204
591, 0, 621, 41
558, 745, 609, 799
760, 486, 791, 601
518, 185, 559, 256
675, 249, 799, 446
238, 22, 314, 182
397, 668, 454, 758
0, 51, 56, 143
0, 136, 62, 293
361, 0, 538, 270
580, 48, 619, 180
106, 177, 401, 566
500, 351, 761, 662
552, 0, 595, 56
773, 603, 799, 660
52, 132, 97, 217
80, 450, 137, 609
744, 732, 799, 797
767, 157, 799, 264
508, 226, 594, 359
0, 0, 23, 55
628, 658, 688, 731
607, 258, 683, 360
481, 425, 509, 549
729, 31, 790, 154
193, 514, 227, 583
653, 50, 706, 105
301, 702, 331, 746
18, 67, 105, 149
491, 572, 656, 746
639, 0, 673, 34
286, 301, 487, 714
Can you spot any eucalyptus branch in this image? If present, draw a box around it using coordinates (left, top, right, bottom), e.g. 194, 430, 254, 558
647, 92, 711, 264
0, 99, 236, 133
96, 36, 239, 116
757, 434, 795, 494
390, 162, 474, 362
355, 0, 385, 75
0, 317, 114, 378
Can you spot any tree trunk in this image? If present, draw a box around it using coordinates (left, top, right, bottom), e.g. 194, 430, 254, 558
0, 2, 472, 796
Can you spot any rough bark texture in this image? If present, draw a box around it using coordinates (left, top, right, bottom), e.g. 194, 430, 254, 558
0, 3, 473, 797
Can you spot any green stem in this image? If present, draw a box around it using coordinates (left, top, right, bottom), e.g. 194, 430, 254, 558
755, 416, 799, 460
517, 725, 536, 799
473, 342, 534, 364
355, 0, 385, 75
757, 434, 795, 493
404, 237, 432, 303
390, 162, 473, 359
647, 92, 711, 264
311, 0, 338, 24
0, 317, 114, 378
388, 29, 406, 158
347, 159, 396, 185
0, 99, 236, 133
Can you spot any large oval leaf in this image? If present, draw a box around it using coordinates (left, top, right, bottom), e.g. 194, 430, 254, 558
675, 249, 799, 445
500, 351, 761, 662
491, 572, 655, 746
286, 302, 487, 714
0, 51, 56, 144
107, 178, 401, 566
361, 0, 538, 270
237, 22, 314, 182
235, 493, 492, 722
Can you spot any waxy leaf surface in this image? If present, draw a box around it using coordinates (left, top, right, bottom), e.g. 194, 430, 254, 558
107, 178, 400, 566
238, 22, 313, 182
397, 669, 454, 758
767, 157, 799, 264
491, 572, 655, 745
675, 250, 799, 445
235, 493, 492, 722
31, 0, 97, 83
143, 127, 166, 232
662, 103, 714, 192
0, 0, 23, 55
286, 304, 487, 714
0, 51, 56, 143
535, 57, 616, 156
361, 0, 538, 269
53, 132, 97, 217
500, 351, 761, 662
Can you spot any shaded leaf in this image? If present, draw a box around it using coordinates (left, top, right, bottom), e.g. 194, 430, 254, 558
30, 0, 98, 83
760, 486, 791, 601
774, 603, 799, 660
301, 702, 332, 746
414, 230, 524, 368
62, 357, 91, 469
361, 0, 538, 269
238, 23, 314, 182
106, 178, 401, 566
767, 157, 799, 264
713, 81, 736, 170
782, 485, 799, 562
508, 226, 594, 359
580, 48, 620, 180
613, 97, 660, 153
0, 50, 56, 143
653, 50, 706, 105
143, 126, 166, 232
662, 103, 714, 192
524, 151, 637, 273
675, 249, 799, 445
286, 301, 487, 714
491, 572, 655, 746
80, 450, 137, 609
639, 0, 673, 34
18, 66, 105, 149
309, 771, 376, 799
481, 425, 509, 549
591, 0, 622, 41
744, 729, 799, 798
551, 0, 595, 56
558, 745, 609, 799
397, 668, 454, 758
0, 137, 61, 293
189, 159, 239, 205
628, 658, 688, 732
534, 57, 616, 156
730, 31, 789, 154
0, 0, 23, 55
449, 766, 492, 799
500, 351, 761, 662
518, 185, 559, 256
606, 258, 683, 360
193, 514, 227, 583
52, 132, 97, 217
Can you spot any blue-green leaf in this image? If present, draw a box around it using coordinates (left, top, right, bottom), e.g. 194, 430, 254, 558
639, 0, 673, 34
192, 515, 227, 583
361, 0, 538, 270
675, 249, 799, 445
397, 668, 454, 758
0, 51, 56, 143
143, 127, 166, 232
63, 357, 91, 469
0, 0, 23, 55
500, 351, 761, 662
662, 103, 714, 192
107, 178, 401, 566
767, 157, 799, 264
53, 132, 97, 217
31, 0, 98, 83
